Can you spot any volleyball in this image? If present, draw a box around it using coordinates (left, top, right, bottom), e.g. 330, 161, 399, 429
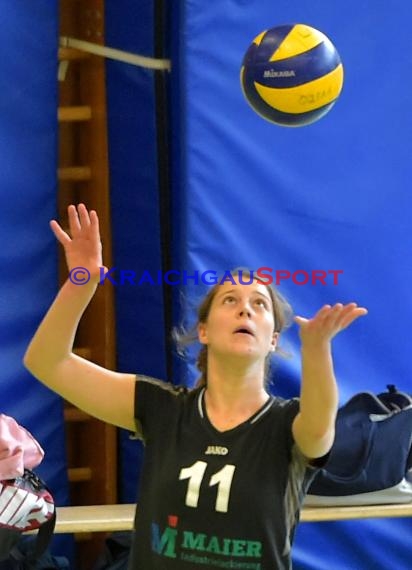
240, 24, 344, 127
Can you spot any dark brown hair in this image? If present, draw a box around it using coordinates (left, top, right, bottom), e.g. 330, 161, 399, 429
174, 269, 292, 388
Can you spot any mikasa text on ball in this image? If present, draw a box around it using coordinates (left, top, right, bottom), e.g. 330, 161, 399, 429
240, 24, 344, 127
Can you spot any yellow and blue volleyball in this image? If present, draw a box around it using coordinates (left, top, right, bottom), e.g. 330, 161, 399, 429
240, 24, 344, 127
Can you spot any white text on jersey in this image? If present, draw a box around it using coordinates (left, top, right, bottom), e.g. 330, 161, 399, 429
205, 446, 228, 455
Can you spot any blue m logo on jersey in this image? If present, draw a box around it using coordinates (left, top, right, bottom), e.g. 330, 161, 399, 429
151, 523, 178, 558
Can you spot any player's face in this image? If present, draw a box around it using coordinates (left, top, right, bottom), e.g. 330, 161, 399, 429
198, 277, 278, 360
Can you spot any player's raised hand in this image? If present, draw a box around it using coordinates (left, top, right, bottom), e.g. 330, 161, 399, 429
50, 204, 105, 282
294, 303, 368, 347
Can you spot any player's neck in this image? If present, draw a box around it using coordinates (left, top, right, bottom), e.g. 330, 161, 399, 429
203, 358, 269, 428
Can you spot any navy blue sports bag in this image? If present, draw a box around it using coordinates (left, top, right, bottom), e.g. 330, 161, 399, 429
306, 385, 412, 506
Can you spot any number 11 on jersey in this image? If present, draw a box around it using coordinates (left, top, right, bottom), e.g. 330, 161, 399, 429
179, 461, 236, 513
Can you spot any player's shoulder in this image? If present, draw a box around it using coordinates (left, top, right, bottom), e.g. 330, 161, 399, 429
136, 374, 201, 401
271, 395, 300, 410
269, 395, 300, 423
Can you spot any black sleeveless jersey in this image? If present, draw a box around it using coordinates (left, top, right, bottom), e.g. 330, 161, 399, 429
129, 376, 317, 570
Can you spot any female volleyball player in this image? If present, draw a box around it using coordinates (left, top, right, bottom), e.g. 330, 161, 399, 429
24, 203, 367, 569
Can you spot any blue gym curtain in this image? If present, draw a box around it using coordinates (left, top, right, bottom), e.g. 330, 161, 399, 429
0, 0, 71, 559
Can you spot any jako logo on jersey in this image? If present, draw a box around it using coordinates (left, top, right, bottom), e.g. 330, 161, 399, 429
204, 446, 228, 455
152, 521, 262, 561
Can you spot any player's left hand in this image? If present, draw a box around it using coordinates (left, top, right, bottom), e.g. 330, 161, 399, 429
294, 303, 368, 346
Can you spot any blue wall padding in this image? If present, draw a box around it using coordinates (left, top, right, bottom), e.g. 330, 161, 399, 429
0, 0, 72, 559
105, 0, 168, 503
0, 0, 69, 503
170, 1, 412, 568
